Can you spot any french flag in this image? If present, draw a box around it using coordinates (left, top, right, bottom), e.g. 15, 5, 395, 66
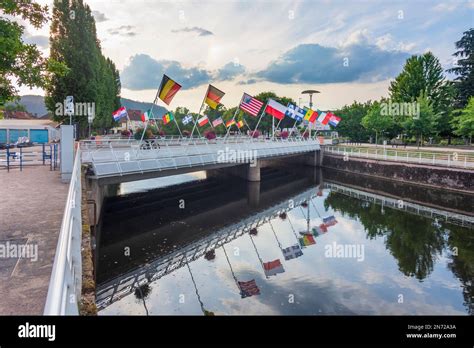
265, 99, 287, 120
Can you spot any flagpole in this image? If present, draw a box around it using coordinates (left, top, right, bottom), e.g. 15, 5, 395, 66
138, 88, 160, 150
249, 233, 268, 279
224, 107, 240, 141
222, 244, 241, 294
252, 100, 269, 140
288, 119, 298, 138
190, 85, 209, 138
173, 117, 183, 138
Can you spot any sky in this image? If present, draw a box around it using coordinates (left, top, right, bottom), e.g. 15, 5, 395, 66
15, 0, 474, 111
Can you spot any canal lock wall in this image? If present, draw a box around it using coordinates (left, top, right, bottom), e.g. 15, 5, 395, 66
322, 154, 474, 193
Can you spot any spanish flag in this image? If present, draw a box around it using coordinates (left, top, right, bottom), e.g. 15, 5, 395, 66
162, 112, 174, 125
157, 75, 181, 105
204, 85, 225, 109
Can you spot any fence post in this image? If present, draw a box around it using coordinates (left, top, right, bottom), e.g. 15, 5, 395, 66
448, 154, 450, 167
465, 156, 467, 169
419, 152, 421, 164
20, 147, 23, 171
42, 143, 46, 165
432, 154, 435, 165
6, 146, 10, 172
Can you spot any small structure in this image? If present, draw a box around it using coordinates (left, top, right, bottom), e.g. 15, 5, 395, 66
111, 109, 145, 133
0, 119, 59, 144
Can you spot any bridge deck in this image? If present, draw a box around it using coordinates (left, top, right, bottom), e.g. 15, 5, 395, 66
81, 138, 320, 180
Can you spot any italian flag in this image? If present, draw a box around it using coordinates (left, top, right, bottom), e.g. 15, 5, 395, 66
317, 111, 331, 125
141, 109, 153, 122
198, 115, 209, 127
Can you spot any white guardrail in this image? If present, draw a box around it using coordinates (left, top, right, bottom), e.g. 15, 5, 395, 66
323, 146, 474, 169
44, 148, 82, 315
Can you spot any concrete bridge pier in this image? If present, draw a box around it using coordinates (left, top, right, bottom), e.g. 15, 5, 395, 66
207, 160, 262, 182
247, 181, 261, 208
305, 150, 323, 167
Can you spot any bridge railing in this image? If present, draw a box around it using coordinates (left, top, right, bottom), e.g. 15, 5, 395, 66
323, 146, 474, 169
44, 148, 82, 315
81, 137, 320, 178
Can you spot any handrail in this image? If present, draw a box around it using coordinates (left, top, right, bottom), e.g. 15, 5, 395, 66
44, 148, 82, 315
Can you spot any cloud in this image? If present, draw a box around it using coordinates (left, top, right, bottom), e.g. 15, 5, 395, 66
23, 33, 49, 49
121, 54, 212, 90
216, 62, 245, 81
171, 27, 213, 36
92, 10, 108, 22
255, 43, 410, 84
108, 25, 136, 37
237, 79, 257, 85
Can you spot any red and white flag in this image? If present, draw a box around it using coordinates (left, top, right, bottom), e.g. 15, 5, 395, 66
239, 93, 264, 117
263, 259, 285, 277
198, 115, 209, 127
265, 99, 287, 120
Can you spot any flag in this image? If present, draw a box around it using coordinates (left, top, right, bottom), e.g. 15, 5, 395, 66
323, 215, 338, 227
328, 114, 341, 127
205, 85, 225, 109
112, 106, 127, 121
236, 120, 244, 128
304, 108, 318, 123
198, 115, 209, 127
282, 244, 303, 260
285, 104, 305, 122
239, 93, 264, 116
182, 114, 193, 125
157, 75, 181, 105
212, 117, 223, 127
312, 226, 325, 236
317, 111, 331, 125
263, 259, 285, 277
162, 112, 174, 125
265, 99, 287, 120
238, 279, 260, 298
299, 234, 316, 247
225, 119, 236, 127
141, 109, 153, 122
318, 223, 328, 233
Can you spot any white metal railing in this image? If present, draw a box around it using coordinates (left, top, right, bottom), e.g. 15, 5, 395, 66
323, 146, 474, 169
80, 138, 320, 178
44, 148, 82, 315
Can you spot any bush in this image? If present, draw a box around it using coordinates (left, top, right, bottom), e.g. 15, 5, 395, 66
134, 126, 157, 140
204, 130, 216, 140
250, 130, 260, 138
302, 130, 310, 139
182, 130, 190, 137
281, 130, 289, 139
121, 130, 131, 137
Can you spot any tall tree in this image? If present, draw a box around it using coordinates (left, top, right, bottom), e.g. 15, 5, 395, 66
361, 101, 394, 145
0, 0, 67, 105
333, 101, 372, 142
451, 97, 474, 144
45, 0, 120, 137
402, 94, 439, 147
448, 28, 474, 108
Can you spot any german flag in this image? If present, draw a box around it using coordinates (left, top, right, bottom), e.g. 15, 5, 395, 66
157, 75, 181, 105
204, 85, 225, 109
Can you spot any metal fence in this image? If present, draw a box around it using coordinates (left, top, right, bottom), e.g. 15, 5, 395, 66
44, 148, 82, 315
323, 146, 474, 169
81, 137, 321, 179
0, 143, 59, 171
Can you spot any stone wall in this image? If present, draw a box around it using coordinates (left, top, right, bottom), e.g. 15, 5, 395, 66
323, 154, 474, 193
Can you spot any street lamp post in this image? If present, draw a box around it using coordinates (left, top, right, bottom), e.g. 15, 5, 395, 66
302, 90, 320, 138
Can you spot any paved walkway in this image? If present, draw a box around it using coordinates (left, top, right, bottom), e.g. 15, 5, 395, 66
336, 143, 474, 153
0, 166, 68, 315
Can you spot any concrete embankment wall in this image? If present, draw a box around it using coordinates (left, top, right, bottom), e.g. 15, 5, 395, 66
323, 154, 474, 193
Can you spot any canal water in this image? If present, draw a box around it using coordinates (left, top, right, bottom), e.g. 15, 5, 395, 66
96, 166, 473, 315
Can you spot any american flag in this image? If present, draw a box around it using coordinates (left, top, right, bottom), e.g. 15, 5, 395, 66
239, 93, 264, 116
238, 279, 260, 298
212, 117, 223, 127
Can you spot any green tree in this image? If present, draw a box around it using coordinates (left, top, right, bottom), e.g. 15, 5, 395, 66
389, 52, 452, 138
447, 28, 474, 108
361, 101, 394, 145
0, 0, 67, 105
403, 94, 439, 147
45, 0, 120, 137
333, 101, 372, 142
451, 97, 474, 144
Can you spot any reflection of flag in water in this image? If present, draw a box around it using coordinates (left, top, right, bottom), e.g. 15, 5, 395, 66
299, 234, 316, 247
323, 215, 338, 227
263, 259, 285, 277
312, 226, 326, 236
282, 244, 303, 260
238, 279, 260, 298
319, 224, 328, 233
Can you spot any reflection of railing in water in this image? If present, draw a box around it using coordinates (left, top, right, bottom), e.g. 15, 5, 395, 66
96, 187, 318, 310
324, 182, 474, 228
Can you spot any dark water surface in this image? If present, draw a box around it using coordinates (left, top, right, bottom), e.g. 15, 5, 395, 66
96, 167, 473, 315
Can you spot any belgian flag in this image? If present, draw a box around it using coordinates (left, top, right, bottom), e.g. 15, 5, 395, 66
157, 75, 181, 105
204, 85, 225, 109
